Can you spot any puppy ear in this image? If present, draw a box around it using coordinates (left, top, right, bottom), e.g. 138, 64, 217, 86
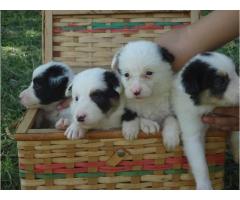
159, 46, 175, 63
111, 47, 123, 73
103, 71, 122, 94
65, 82, 73, 97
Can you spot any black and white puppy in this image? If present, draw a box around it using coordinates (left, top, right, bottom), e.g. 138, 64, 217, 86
19, 61, 74, 128
111, 40, 180, 150
172, 52, 239, 189
64, 68, 136, 139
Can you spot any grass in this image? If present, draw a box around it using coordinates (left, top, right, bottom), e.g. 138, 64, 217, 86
1, 11, 239, 190
1, 11, 42, 189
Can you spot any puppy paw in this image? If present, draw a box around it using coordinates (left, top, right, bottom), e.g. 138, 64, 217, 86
163, 130, 180, 151
64, 123, 85, 139
55, 118, 70, 130
196, 182, 213, 190
162, 116, 180, 151
140, 118, 160, 135
122, 118, 140, 140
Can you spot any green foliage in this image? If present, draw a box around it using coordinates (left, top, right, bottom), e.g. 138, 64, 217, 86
1, 11, 42, 190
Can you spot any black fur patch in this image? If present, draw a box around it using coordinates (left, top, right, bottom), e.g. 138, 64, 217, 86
33, 65, 69, 104
201, 52, 212, 56
181, 59, 229, 105
103, 71, 120, 90
121, 108, 137, 122
90, 71, 120, 113
159, 46, 175, 63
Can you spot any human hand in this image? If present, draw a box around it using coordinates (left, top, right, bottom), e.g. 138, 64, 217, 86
202, 107, 239, 132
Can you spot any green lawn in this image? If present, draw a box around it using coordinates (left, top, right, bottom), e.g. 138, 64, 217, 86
1, 11, 239, 190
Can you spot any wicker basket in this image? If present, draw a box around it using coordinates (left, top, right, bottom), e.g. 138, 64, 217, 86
15, 10, 227, 190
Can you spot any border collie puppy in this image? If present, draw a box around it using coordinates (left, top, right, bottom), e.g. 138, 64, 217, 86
64, 68, 136, 139
19, 61, 74, 128
111, 40, 180, 150
172, 52, 239, 189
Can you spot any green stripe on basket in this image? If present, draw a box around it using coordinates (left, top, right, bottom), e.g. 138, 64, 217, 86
63, 26, 88, 31
208, 166, 224, 173
92, 22, 145, 29
36, 173, 66, 179
19, 170, 66, 179
75, 172, 105, 178
154, 22, 184, 26
116, 170, 154, 176
19, 170, 26, 178
164, 169, 188, 175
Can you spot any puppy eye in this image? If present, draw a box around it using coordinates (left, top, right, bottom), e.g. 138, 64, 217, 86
124, 73, 129, 78
75, 96, 78, 101
146, 71, 153, 76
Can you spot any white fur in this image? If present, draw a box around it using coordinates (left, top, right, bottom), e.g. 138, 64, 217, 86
112, 40, 180, 149
64, 68, 126, 139
172, 52, 239, 189
19, 61, 73, 128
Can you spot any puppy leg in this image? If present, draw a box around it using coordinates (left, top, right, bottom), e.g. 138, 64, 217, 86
55, 118, 70, 130
177, 112, 212, 189
64, 122, 85, 139
140, 118, 160, 135
121, 108, 140, 140
182, 134, 212, 189
162, 116, 180, 150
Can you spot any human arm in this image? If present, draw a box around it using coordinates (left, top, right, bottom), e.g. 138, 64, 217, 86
158, 11, 239, 71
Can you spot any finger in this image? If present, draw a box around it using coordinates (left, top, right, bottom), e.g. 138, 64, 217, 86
203, 116, 239, 131
212, 106, 239, 117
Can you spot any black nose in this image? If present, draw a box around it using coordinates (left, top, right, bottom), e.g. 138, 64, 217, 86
77, 115, 86, 122
134, 91, 141, 96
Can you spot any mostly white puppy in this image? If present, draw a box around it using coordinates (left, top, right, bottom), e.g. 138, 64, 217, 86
172, 52, 239, 189
19, 61, 74, 128
111, 40, 180, 150
64, 68, 137, 139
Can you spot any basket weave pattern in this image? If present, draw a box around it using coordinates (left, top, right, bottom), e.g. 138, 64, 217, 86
52, 12, 190, 71
18, 136, 225, 189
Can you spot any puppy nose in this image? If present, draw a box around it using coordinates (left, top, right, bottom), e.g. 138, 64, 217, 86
133, 89, 141, 96
77, 114, 86, 122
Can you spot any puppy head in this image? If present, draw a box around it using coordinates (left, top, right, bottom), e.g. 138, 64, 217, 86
69, 68, 121, 127
111, 40, 174, 99
181, 52, 239, 106
19, 61, 74, 108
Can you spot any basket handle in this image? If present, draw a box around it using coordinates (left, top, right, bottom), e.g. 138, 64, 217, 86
15, 108, 39, 134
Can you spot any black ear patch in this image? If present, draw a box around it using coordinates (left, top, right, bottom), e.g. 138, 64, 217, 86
159, 46, 175, 63
33, 64, 69, 104
181, 59, 229, 105
90, 71, 120, 113
103, 71, 120, 91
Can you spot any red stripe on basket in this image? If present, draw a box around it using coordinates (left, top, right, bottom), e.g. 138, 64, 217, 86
53, 168, 88, 174
118, 159, 154, 166
111, 28, 138, 33
165, 157, 188, 164
143, 164, 173, 170
98, 166, 132, 173
68, 23, 79, 27
35, 163, 66, 170
182, 163, 190, 169
75, 161, 105, 168
171, 24, 189, 29
136, 24, 164, 30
